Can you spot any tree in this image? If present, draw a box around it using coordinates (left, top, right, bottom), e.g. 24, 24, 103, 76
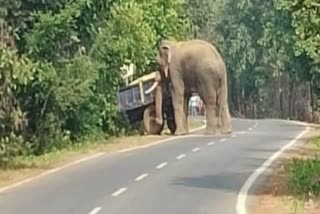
185, 0, 318, 120
0, 0, 192, 166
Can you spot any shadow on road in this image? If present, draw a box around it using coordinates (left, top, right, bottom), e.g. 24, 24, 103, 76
171, 167, 287, 197
171, 148, 318, 198
172, 173, 247, 194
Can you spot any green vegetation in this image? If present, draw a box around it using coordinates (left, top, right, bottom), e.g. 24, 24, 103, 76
186, 0, 320, 120
0, 0, 191, 168
0, 0, 320, 169
286, 137, 320, 199
287, 157, 320, 197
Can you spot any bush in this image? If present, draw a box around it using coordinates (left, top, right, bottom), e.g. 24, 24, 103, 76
0, 43, 35, 168
287, 157, 320, 197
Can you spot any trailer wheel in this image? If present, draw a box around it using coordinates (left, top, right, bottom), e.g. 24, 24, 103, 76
143, 105, 164, 135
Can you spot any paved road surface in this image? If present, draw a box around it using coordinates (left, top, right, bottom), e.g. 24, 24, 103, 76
0, 118, 307, 214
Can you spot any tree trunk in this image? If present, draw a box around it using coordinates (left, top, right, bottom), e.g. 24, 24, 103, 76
280, 88, 284, 119
278, 70, 284, 119
310, 78, 314, 122
288, 80, 294, 119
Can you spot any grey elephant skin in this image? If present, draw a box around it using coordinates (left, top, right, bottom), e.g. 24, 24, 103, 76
146, 39, 232, 135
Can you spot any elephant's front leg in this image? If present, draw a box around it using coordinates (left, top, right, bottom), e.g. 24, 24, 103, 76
171, 90, 187, 136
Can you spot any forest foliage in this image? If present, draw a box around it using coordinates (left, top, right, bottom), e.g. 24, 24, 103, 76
0, 0, 319, 167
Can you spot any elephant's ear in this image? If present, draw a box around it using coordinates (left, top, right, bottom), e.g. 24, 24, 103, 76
160, 45, 171, 78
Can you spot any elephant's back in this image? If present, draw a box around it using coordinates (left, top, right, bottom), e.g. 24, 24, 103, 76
179, 40, 223, 62
178, 40, 224, 70
177, 40, 226, 85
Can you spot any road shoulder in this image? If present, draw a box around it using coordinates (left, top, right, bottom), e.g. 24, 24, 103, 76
0, 118, 205, 191
248, 127, 320, 214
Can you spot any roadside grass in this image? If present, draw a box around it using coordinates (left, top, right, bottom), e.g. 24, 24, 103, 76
284, 136, 320, 213
0, 117, 204, 188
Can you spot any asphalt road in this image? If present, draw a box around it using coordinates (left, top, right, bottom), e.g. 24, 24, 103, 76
0, 118, 308, 214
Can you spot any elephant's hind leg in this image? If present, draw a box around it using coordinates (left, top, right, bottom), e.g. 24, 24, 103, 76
205, 105, 217, 135
220, 78, 232, 134
198, 81, 218, 135
220, 104, 232, 134
201, 92, 217, 135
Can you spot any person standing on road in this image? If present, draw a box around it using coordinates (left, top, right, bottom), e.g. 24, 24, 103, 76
189, 95, 200, 116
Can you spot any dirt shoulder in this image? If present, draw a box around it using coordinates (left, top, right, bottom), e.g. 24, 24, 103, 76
0, 117, 205, 189
249, 127, 320, 214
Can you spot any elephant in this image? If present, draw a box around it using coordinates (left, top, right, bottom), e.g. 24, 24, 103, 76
145, 39, 232, 135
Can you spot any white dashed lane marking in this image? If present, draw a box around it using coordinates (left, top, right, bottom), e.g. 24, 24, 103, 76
192, 148, 200, 152
238, 131, 247, 135
177, 154, 186, 160
135, 174, 148, 181
110, 126, 249, 203
208, 142, 215, 146
89, 207, 102, 214
248, 127, 253, 131
111, 188, 127, 197
156, 162, 168, 169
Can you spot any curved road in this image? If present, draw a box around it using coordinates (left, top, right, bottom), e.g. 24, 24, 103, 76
0, 118, 308, 214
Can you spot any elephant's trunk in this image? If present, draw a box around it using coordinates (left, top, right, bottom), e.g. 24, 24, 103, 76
145, 72, 164, 125
154, 82, 163, 125
154, 71, 164, 125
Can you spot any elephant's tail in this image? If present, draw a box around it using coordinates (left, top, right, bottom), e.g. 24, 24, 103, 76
217, 88, 223, 128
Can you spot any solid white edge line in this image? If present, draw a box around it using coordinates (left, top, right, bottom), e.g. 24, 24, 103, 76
236, 126, 310, 214
192, 147, 200, 152
177, 154, 186, 160
135, 173, 149, 181
112, 188, 127, 197
156, 162, 168, 169
89, 207, 102, 214
0, 152, 105, 194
